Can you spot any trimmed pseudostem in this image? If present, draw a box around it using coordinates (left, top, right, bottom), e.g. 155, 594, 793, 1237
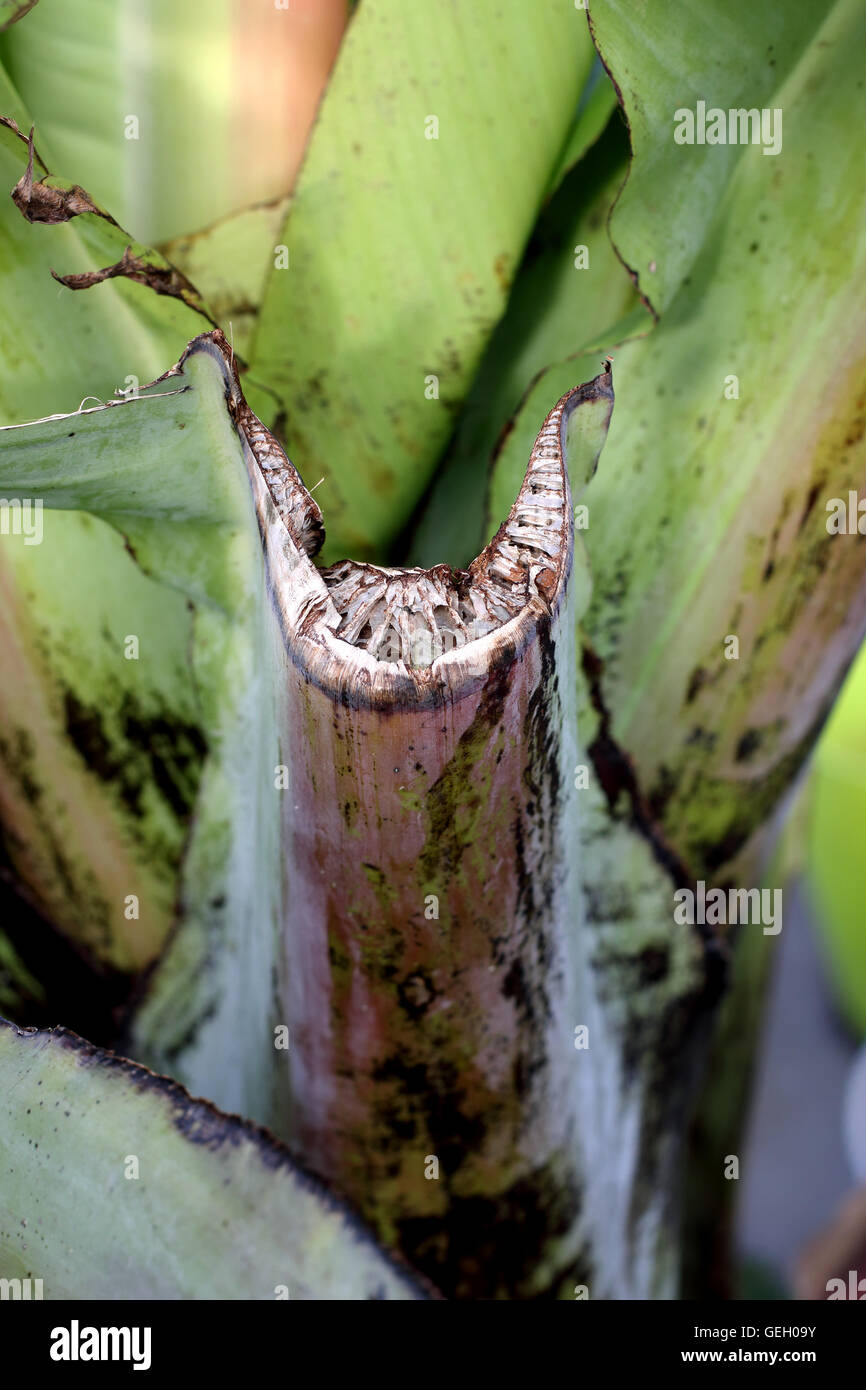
200, 330, 610, 1298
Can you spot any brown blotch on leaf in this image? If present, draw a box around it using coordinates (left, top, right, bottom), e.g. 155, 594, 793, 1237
0, 2, 40, 32
8, 122, 109, 225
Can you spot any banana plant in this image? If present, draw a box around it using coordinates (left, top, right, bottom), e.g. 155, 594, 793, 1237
1, 0, 865, 1300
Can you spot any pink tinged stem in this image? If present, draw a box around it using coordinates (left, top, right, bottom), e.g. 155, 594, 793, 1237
196, 331, 611, 1298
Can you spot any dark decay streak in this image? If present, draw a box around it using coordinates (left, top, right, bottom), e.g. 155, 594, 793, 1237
394, 1152, 584, 1300
62, 690, 208, 824
581, 640, 692, 890
580, 639, 727, 973
417, 654, 513, 880
0, 870, 134, 1044
578, 644, 734, 1249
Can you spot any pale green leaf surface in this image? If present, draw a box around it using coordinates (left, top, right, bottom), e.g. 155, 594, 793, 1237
411, 122, 641, 570
0, 0, 303, 243
161, 197, 290, 360
587, 0, 836, 314
0, 1020, 427, 1299
0, 342, 288, 1128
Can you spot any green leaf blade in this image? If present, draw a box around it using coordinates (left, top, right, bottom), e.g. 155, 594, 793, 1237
0, 1020, 430, 1299
250, 0, 596, 561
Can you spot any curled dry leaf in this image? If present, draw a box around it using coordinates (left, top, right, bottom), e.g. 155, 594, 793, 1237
0, 0, 38, 34
3, 118, 217, 326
